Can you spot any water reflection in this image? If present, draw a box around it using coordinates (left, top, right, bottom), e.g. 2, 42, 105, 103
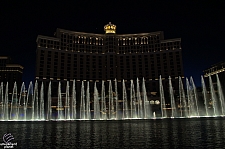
0, 118, 225, 148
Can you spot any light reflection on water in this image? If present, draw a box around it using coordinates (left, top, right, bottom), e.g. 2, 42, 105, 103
0, 118, 225, 148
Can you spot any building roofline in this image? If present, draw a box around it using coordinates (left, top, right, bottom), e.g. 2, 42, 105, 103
161, 38, 181, 43
6, 64, 24, 69
57, 28, 105, 36
211, 61, 225, 67
57, 28, 164, 37
36, 35, 60, 42
0, 56, 9, 59
203, 61, 225, 71
117, 31, 163, 37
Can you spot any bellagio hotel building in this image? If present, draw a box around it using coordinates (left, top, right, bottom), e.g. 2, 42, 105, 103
35, 22, 184, 103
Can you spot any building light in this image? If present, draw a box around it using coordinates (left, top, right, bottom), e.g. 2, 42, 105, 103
155, 100, 160, 105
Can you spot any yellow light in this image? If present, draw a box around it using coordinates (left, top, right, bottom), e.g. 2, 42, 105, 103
104, 22, 116, 34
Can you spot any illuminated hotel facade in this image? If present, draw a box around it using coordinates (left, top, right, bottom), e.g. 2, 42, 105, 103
35, 22, 184, 105
0, 56, 23, 93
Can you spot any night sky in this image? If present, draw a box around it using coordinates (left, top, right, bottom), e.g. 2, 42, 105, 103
1, 1, 225, 87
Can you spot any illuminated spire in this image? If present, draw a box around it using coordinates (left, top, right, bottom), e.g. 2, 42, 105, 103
104, 22, 116, 34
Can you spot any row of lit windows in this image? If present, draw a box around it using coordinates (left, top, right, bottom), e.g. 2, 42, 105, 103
38, 38, 60, 49
60, 37, 161, 46
44, 33, 170, 47
40, 59, 181, 69
61, 34, 104, 46
39, 52, 181, 66
60, 33, 160, 44
38, 38, 180, 52
39, 64, 181, 76
41, 46, 181, 55
38, 71, 182, 81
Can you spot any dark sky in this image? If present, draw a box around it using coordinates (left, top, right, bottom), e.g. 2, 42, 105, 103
1, 1, 225, 87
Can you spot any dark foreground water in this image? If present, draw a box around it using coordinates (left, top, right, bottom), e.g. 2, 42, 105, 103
0, 118, 225, 148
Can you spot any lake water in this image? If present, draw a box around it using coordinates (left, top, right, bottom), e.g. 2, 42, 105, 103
0, 117, 225, 148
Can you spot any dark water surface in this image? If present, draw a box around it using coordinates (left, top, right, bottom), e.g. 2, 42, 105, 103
0, 118, 225, 148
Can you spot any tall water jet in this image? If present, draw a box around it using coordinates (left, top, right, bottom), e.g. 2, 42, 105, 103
136, 78, 143, 118
47, 81, 51, 120
10, 82, 17, 120
159, 76, 167, 118
109, 80, 115, 119
186, 78, 194, 117
71, 80, 76, 119
209, 75, 219, 116
32, 81, 38, 120
101, 81, 107, 119
94, 82, 100, 119
17, 82, 25, 120
216, 74, 225, 115
22, 83, 27, 120
122, 80, 128, 119
4, 83, 8, 120
57, 82, 63, 119
201, 76, 209, 116
0, 82, 4, 119
142, 78, 150, 118
114, 79, 118, 119
65, 81, 70, 119
169, 76, 177, 117
179, 77, 188, 117
130, 80, 137, 118
190, 77, 199, 117
80, 81, 85, 119
86, 81, 91, 119
25, 82, 33, 120
39, 82, 44, 120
